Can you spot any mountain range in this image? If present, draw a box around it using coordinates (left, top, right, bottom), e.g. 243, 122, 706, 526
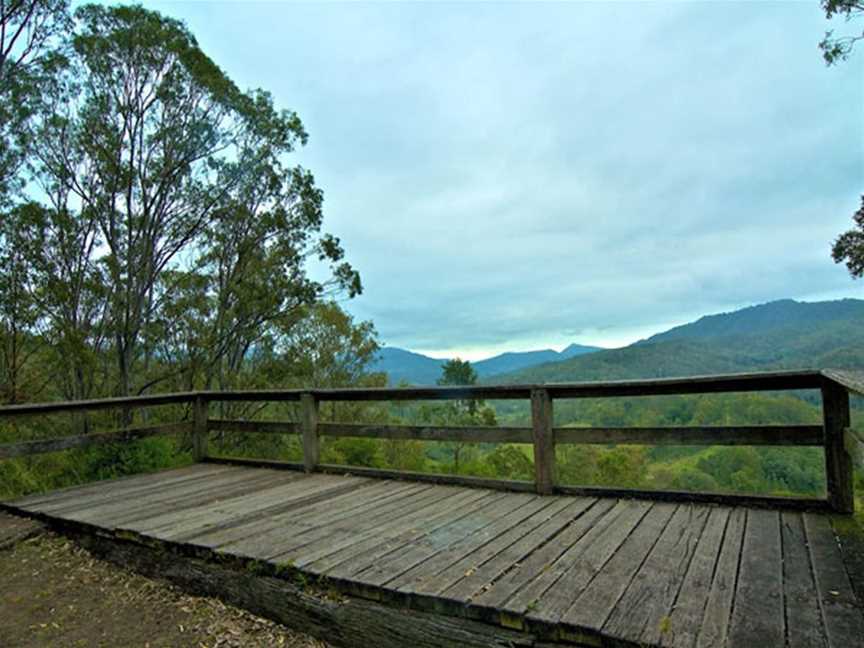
373, 343, 601, 385
374, 298, 864, 385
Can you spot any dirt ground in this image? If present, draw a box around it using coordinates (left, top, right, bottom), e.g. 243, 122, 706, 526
0, 515, 329, 648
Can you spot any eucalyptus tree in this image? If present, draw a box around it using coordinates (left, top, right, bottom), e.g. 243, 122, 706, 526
0, 203, 43, 402
32, 4, 359, 403
145, 102, 362, 397
0, 0, 69, 203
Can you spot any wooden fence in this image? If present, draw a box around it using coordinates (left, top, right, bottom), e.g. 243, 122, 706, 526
1, 369, 862, 513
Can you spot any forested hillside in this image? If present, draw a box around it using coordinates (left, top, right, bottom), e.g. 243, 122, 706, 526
492, 299, 864, 384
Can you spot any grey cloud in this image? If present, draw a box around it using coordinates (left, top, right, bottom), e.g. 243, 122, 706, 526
152, 0, 863, 353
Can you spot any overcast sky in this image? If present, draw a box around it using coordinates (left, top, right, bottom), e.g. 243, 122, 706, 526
149, 1, 863, 360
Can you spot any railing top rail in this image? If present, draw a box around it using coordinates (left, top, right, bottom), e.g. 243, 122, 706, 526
0, 391, 200, 418
0, 369, 859, 418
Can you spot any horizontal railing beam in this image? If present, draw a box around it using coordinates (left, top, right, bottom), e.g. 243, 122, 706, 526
208, 419, 300, 434
209, 420, 824, 446
0, 421, 192, 459
318, 423, 532, 443
199, 390, 302, 403
0, 369, 837, 417
0, 392, 198, 418
554, 424, 824, 446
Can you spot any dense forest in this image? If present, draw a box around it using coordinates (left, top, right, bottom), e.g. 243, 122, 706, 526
0, 2, 861, 526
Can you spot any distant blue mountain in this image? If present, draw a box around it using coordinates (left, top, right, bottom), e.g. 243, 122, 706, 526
372, 348, 451, 386
372, 343, 602, 385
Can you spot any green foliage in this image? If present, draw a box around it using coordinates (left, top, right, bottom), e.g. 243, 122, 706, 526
820, 0, 864, 65
437, 359, 478, 387
833, 196, 864, 278
0, 0, 70, 202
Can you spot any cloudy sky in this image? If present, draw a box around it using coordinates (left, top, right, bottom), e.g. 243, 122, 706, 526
150, 1, 863, 360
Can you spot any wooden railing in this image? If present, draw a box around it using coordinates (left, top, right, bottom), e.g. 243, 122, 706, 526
1, 369, 862, 513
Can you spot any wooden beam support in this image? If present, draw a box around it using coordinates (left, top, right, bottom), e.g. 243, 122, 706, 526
822, 383, 854, 514
554, 424, 824, 446
845, 427, 864, 471
318, 423, 532, 443
0, 422, 192, 459
531, 388, 555, 495
193, 395, 209, 462
207, 419, 300, 435
301, 392, 319, 473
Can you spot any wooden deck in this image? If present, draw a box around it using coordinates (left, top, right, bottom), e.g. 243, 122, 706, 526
4, 462, 863, 648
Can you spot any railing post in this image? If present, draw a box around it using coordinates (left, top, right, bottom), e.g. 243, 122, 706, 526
193, 395, 209, 462
822, 382, 853, 513
301, 392, 319, 473
531, 388, 555, 495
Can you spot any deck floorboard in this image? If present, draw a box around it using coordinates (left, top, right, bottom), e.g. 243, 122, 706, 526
4, 463, 862, 648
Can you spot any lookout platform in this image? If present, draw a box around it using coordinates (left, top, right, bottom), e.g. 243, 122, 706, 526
4, 461, 864, 648
2, 369, 864, 646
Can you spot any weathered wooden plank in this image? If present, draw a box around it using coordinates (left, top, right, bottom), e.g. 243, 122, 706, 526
389, 495, 549, 593
348, 492, 531, 587
781, 512, 827, 648
198, 481, 429, 553
34, 465, 269, 517
304, 489, 498, 576
0, 421, 192, 460
228, 484, 451, 562
695, 507, 746, 648
407, 497, 578, 598
555, 483, 830, 512
555, 424, 823, 446
301, 393, 319, 473
822, 368, 864, 397
560, 503, 677, 632
204, 456, 305, 473
727, 509, 784, 647
314, 463, 535, 493
804, 513, 864, 648
604, 505, 711, 644
473, 498, 618, 611
822, 383, 854, 513
659, 507, 730, 648
126, 474, 350, 537
531, 388, 555, 495
440, 497, 597, 605
15, 464, 235, 513
318, 423, 532, 443
261, 485, 459, 564
163, 476, 369, 543
208, 419, 300, 434
67, 469, 301, 528
520, 500, 651, 624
